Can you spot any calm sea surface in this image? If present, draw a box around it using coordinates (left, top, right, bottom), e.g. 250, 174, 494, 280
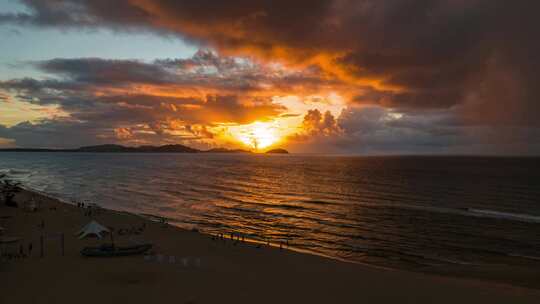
1, 153, 539, 269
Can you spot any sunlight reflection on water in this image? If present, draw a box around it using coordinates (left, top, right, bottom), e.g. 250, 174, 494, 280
1, 153, 539, 269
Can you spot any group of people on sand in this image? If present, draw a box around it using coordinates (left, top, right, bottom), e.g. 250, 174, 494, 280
212, 232, 247, 246
75, 201, 98, 217
211, 232, 291, 250
116, 223, 146, 236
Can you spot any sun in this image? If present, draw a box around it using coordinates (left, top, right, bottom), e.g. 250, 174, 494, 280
230, 121, 280, 150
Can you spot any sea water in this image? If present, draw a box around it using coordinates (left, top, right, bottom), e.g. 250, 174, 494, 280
1, 153, 539, 269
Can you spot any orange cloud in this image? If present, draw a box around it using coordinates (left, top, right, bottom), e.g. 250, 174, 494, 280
2, 1, 540, 153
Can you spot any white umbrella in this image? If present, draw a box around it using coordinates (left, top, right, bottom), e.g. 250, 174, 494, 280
76, 220, 110, 239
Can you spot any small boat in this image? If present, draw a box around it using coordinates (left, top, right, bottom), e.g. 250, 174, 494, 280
81, 243, 152, 257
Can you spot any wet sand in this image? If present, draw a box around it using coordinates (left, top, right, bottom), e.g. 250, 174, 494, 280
1, 189, 539, 304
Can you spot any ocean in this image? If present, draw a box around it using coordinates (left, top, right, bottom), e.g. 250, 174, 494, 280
1, 153, 539, 270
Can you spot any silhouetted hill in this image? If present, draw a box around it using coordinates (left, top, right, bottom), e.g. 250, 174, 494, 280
0, 144, 199, 153
77, 144, 200, 153
266, 148, 289, 154
0, 144, 256, 154
77, 144, 136, 152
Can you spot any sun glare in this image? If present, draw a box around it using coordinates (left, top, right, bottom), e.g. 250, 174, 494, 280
212, 95, 347, 151
230, 121, 280, 150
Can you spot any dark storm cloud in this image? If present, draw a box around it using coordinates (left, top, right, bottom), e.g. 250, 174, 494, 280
0, 51, 300, 148
287, 106, 540, 155
2, 0, 539, 126
2, 0, 540, 152
0, 54, 295, 125
37, 58, 176, 85
0, 79, 285, 138
8, 50, 333, 95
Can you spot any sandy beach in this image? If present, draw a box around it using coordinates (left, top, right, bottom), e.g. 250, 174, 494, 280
1, 188, 539, 304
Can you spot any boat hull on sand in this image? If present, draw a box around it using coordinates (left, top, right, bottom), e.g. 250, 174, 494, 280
81, 244, 152, 257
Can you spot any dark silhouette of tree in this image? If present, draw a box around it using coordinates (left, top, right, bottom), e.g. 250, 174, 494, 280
0, 174, 21, 207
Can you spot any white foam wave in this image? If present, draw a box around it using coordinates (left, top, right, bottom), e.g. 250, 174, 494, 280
467, 208, 540, 223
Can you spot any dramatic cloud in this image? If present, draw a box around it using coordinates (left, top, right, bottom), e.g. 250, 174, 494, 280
2, 1, 538, 113
1, 0, 539, 153
286, 106, 540, 155
297, 109, 342, 138
0, 51, 338, 148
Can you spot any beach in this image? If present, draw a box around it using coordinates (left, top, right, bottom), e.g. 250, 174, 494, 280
1, 188, 539, 304
1, 0, 538, 302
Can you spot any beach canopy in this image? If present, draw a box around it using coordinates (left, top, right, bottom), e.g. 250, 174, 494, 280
76, 220, 110, 239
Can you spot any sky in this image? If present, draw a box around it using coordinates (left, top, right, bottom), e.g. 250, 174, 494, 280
0, 0, 539, 154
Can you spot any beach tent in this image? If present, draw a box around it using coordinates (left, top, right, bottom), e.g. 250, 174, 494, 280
76, 220, 110, 239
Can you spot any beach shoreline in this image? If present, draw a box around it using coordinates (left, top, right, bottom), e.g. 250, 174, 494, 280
18, 185, 540, 290
22, 185, 393, 270
1, 187, 540, 303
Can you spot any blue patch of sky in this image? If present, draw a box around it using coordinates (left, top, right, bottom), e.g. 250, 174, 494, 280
0, 1, 198, 80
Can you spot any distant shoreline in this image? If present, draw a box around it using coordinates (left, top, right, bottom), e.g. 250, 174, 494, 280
0, 144, 289, 154
2, 150, 539, 158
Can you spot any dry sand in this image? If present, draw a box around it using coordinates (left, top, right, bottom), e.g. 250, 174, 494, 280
1, 189, 539, 304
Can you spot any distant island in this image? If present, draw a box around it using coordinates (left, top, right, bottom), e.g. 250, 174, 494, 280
0, 144, 288, 154
77, 144, 199, 153
265, 148, 289, 154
